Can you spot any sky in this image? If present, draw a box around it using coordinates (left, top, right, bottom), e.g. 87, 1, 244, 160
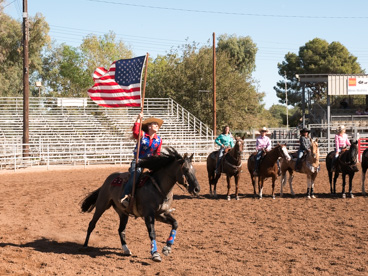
4, 0, 368, 109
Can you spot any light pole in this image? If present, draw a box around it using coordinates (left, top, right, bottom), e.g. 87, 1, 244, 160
35, 81, 42, 97
284, 71, 288, 132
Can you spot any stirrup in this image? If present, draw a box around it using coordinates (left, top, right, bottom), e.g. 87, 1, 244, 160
120, 195, 130, 208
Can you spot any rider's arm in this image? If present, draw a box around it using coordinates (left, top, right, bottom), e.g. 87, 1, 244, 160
346, 135, 351, 147
215, 134, 223, 147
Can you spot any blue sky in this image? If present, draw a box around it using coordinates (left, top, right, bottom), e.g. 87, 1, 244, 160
4, 0, 368, 108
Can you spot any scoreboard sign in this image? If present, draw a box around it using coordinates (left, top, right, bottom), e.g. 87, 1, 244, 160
347, 77, 368, 95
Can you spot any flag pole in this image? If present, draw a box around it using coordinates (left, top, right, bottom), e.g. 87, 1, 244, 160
129, 53, 149, 211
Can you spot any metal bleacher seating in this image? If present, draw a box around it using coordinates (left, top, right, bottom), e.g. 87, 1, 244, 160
0, 97, 214, 169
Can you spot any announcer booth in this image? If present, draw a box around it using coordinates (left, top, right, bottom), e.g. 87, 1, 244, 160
296, 74, 368, 153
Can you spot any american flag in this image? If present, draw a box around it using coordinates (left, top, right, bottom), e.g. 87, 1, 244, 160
87, 55, 146, 107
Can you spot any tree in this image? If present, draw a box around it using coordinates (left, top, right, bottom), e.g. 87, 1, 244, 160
217, 34, 257, 75
146, 41, 265, 132
275, 38, 364, 107
0, 11, 50, 97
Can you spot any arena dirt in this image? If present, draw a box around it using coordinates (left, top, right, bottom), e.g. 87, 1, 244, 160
0, 163, 367, 275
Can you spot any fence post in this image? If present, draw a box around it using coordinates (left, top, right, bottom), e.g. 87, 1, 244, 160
14, 144, 17, 171
47, 144, 50, 170
84, 143, 87, 168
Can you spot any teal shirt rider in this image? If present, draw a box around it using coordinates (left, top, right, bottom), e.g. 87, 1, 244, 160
215, 133, 234, 148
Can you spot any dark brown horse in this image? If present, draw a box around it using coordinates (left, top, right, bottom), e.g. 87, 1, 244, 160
206, 138, 244, 200
326, 141, 359, 198
247, 144, 291, 199
361, 148, 368, 195
280, 139, 320, 199
81, 147, 200, 262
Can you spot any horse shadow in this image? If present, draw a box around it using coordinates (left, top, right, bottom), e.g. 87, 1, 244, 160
0, 238, 149, 265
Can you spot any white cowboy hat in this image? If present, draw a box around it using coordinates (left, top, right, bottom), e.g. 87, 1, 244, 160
337, 125, 346, 132
259, 127, 268, 132
142, 117, 164, 129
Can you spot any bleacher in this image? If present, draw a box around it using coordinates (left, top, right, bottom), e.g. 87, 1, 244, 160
0, 97, 214, 169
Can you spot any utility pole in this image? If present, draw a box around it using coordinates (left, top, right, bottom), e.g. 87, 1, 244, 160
23, 0, 30, 157
213, 32, 216, 137
284, 71, 289, 133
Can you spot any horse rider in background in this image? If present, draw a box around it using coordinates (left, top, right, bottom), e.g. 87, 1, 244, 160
214, 125, 234, 176
120, 111, 163, 208
253, 127, 272, 176
295, 128, 312, 172
331, 125, 350, 172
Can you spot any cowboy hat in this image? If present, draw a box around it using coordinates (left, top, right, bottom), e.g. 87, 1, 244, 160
142, 117, 163, 129
300, 128, 310, 134
337, 125, 346, 132
259, 127, 268, 132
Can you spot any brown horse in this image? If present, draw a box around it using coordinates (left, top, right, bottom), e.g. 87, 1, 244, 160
80, 147, 200, 262
280, 139, 320, 199
206, 138, 244, 200
247, 144, 291, 199
362, 148, 368, 195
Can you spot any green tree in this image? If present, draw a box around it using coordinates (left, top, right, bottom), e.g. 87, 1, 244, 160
217, 34, 257, 75
147, 41, 265, 132
0, 11, 50, 96
275, 38, 363, 107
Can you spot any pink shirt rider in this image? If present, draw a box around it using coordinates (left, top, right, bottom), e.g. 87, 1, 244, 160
335, 133, 351, 152
256, 135, 272, 151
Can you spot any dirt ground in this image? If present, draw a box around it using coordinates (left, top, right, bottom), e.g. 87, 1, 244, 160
1, 162, 368, 275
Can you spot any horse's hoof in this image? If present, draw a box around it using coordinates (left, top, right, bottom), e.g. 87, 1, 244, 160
342, 193, 346, 199
152, 252, 162, 262
311, 195, 316, 199
235, 196, 239, 200
272, 195, 276, 200
227, 196, 231, 201
122, 245, 132, 256
307, 195, 311, 199
350, 193, 354, 199
162, 245, 171, 256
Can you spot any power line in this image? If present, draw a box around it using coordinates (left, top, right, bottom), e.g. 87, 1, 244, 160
86, 0, 368, 19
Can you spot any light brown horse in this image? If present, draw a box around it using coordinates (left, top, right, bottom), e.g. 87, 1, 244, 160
206, 138, 244, 200
280, 139, 320, 198
247, 144, 291, 199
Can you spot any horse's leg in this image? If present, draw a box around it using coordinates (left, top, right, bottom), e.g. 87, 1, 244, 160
362, 170, 367, 196
288, 170, 295, 196
213, 174, 221, 198
333, 172, 339, 195
341, 173, 346, 198
234, 174, 240, 200
349, 173, 355, 198
258, 177, 263, 199
117, 213, 131, 256
226, 175, 231, 201
310, 174, 317, 199
271, 176, 276, 199
251, 175, 257, 197
306, 175, 312, 199
280, 172, 286, 197
144, 214, 161, 262
83, 198, 111, 247
328, 170, 333, 194
156, 213, 178, 256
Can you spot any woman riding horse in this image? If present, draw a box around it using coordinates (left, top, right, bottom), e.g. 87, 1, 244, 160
253, 127, 272, 176
120, 112, 163, 208
295, 128, 312, 172
214, 125, 234, 176
280, 139, 320, 199
331, 125, 351, 172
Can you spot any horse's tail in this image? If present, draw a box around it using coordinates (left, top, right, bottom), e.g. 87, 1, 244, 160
81, 188, 101, 213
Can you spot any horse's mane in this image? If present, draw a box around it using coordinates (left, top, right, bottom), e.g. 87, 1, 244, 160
138, 147, 183, 172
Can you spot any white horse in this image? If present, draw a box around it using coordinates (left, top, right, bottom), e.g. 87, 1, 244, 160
280, 139, 320, 199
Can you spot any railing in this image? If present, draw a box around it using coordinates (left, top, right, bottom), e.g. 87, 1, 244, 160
358, 138, 368, 162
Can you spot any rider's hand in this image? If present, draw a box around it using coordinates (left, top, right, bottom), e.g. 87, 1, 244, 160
137, 112, 143, 122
